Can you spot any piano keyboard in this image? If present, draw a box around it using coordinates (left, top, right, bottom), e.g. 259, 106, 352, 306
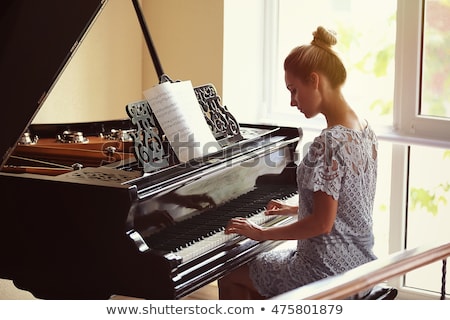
144, 184, 298, 263
172, 205, 295, 262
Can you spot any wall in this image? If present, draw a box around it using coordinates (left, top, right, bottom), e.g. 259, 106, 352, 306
32, 0, 224, 125
142, 0, 224, 94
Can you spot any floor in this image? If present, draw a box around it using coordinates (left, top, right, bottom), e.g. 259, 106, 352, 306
182, 281, 219, 300
0, 279, 36, 300
110, 281, 219, 300
0, 278, 218, 300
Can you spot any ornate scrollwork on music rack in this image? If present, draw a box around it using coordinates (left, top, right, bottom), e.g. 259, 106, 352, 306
194, 84, 242, 145
125, 100, 169, 173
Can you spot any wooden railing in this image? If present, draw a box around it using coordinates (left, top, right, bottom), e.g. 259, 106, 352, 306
272, 242, 450, 300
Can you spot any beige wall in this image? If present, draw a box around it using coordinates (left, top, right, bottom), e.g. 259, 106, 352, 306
33, 0, 224, 125
142, 0, 224, 94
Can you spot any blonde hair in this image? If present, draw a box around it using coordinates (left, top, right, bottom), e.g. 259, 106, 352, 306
284, 26, 347, 88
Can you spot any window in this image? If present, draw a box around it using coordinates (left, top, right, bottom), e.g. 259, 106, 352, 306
270, 1, 397, 263
391, 0, 450, 298
224, 0, 450, 299
400, 0, 450, 297
269, 0, 396, 130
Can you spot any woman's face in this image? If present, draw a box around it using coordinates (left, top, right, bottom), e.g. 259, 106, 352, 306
284, 71, 321, 118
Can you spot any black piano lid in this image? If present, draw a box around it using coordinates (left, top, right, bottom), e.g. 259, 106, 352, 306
0, 0, 105, 169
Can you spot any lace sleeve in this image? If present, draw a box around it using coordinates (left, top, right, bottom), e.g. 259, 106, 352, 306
299, 132, 345, 200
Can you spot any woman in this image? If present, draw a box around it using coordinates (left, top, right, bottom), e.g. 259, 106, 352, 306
218, 26, 378, 299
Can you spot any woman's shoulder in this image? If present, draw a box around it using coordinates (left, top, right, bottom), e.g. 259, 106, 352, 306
320, 121, 377, 143
315, 125, 349, 143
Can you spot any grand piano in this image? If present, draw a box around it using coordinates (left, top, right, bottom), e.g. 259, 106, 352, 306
0, 0, 301, 299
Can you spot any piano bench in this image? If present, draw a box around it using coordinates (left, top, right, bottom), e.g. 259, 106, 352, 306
357, 284, 398, 300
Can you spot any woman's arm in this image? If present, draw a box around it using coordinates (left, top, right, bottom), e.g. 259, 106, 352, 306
225, 191, 338, 241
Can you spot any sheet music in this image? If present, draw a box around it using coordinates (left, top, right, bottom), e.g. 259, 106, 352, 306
143, 80, 221, 162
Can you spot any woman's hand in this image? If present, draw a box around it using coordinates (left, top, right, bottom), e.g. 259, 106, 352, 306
224, 217, 265, 241
224, 192, 337, 242
265, 199, 298, 216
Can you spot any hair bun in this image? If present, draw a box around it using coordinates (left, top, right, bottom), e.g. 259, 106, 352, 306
312, 26, 337, 48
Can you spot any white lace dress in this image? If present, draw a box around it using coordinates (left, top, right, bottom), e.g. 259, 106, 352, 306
248, 124, 378, 298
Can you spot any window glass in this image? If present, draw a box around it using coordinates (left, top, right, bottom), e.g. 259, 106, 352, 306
420, 0, 450, 118
273, 0, 396, 127
405, 145, 450, 293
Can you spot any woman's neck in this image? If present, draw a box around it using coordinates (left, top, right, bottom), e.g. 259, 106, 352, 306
322, 93, 363, 130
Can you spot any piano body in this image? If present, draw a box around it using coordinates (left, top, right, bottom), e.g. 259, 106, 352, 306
0, 0, 301, 299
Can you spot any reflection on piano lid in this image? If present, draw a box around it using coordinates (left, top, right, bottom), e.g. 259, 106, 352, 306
0, 0, 303, 299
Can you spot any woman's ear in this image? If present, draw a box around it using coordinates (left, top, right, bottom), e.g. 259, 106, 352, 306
310, 72, 320, 89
